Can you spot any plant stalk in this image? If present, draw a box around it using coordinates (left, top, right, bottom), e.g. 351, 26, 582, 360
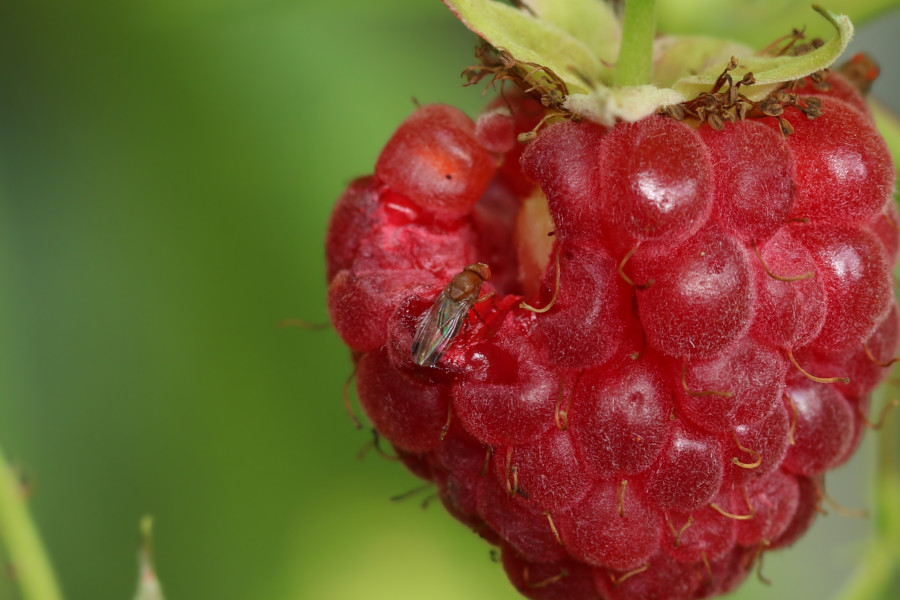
0, 445, 64, 600
614, 0, 657, 87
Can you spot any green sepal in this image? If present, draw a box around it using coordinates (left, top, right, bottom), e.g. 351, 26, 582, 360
672, 5, 854, 101
872, 100, 900, 168
520, 0, 621, 72
441, 0, 610, 93
444, 1, 855, 126
653, 36, 755, 88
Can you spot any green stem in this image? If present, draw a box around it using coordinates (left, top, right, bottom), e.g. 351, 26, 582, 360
871, 100, 900, 165
614, 0, 657, 87
835, 272, 900, 600
0, 445, 64, 600
836, 410, 900, 600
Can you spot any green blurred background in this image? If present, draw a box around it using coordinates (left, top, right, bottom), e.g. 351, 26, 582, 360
0, 1, 898, 599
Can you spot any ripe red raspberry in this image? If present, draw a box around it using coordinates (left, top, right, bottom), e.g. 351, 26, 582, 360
325, 2, 897, 599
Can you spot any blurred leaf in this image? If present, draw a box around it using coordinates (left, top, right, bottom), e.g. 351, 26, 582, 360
658, 0, 900, 46
872, 100, 900, 164
443, 0, 608, 91
0, 445, 63, 600
133, 517, 164, 600
672, 5, 853, 100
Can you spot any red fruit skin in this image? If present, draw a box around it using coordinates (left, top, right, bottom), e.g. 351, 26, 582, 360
734, 470, 800, 547
519, 119, 607, 246
595, 551, 702, 600
491, 428, 594, 513
375, 104, 496, 216
693, 545, 756, 598
598, 116, 713, 251
571, 356, 673, 478
843, 303, 900, 398
472, 181, 523, 293
749, 227, 826, 349
325, 176, 381, 282
867, 201, 900, 267
782, 375, 856, 476
768, 475, 820, 550
643, 422, 724, 512
491, 91, 548, 198
453, 319, 558, 446
328, 268, 438, 352
326, 60, 899, 600
794, 224, 892, 353
663, 498, 736, 565
770, 97, 894, 223
356, 350, 451, 452
530, 245, 635, 367
721, 401, 791, 487
502, 547, 601, 600
699, 119, 795, 243
676, 336, 786, 434
350, 189, 479, 274
558, 479, 664, 572
632, 224, 754, 360
478, 480, 569, 564
475, 106, 517, 154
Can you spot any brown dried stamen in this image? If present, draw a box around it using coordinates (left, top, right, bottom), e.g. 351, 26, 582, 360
359, 429, 400, 461
667, 514, 695, 548
618, 245, 654, 289
752, 244, 814, 282
463, 44, 571, 127
701, 552, 712, 580
440, 404, 453, 441
838, 52, 880, 95
662, 53, 825, 134
816, 480, 869, 518
524, 567, 568, 589
481, 446, 493, 477
617, 480, 628, 517
390, 483, 433, 503
787, 348, 850, 384
521, 245, 561, 313
784, 393, 798, 445
343, 370, 362, 429
681, 363, 733, 397
863, 342, 900, 368
860, 399, 899, 430
731, 432, 763, 469
609, 564, 649, 588
757, 27, 807, 57
545, 512, 563, 545
505, 446, 518, 496
745, 540, 773, 585
710, 490, 755, 521
554, 377, 572, 431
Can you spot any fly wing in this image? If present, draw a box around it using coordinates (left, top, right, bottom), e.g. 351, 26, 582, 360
411, 289, 473, 366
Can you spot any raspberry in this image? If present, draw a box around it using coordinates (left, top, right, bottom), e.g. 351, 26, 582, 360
325, 2, 897, 599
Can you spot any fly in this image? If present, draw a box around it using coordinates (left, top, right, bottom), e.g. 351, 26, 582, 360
411, 263, 492, 366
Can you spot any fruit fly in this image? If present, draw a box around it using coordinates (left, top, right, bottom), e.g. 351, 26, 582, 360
412, 263, 492, 366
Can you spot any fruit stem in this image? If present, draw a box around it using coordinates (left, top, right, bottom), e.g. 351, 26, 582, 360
835, 372, 900, 600
871, 100, 900, 165
0, 444, 64, 600
613, 0, 657, 88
